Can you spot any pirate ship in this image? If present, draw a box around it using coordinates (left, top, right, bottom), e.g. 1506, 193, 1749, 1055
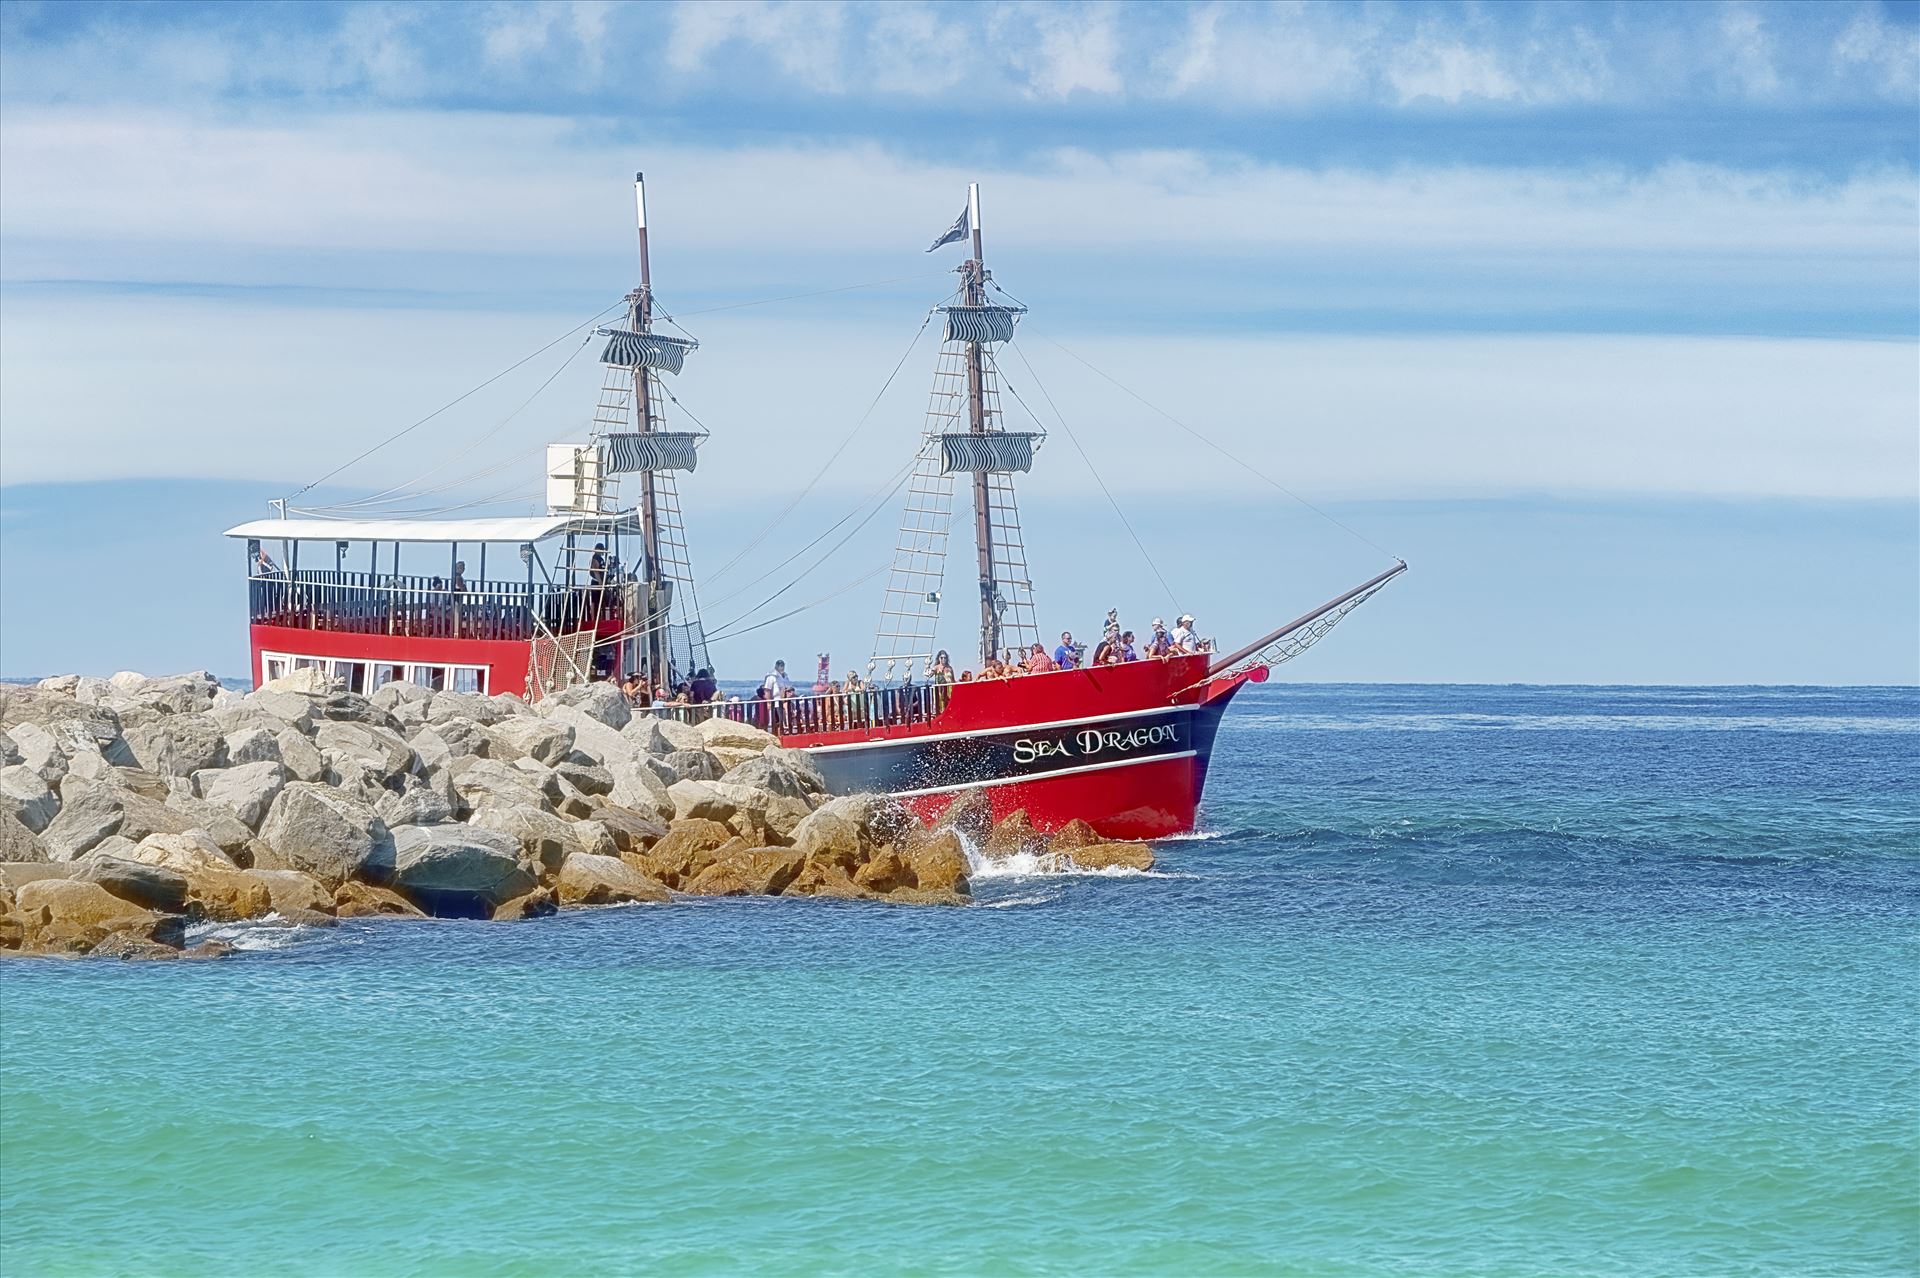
227, 177, 1403, 839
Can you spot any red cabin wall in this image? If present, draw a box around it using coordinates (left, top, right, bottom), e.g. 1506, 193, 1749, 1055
248, 624, 532, 698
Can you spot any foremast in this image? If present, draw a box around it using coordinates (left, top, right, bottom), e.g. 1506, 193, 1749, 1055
871, 183, 1043, 680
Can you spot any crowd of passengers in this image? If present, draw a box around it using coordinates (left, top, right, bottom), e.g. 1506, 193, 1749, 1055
609, 610, 1212, 730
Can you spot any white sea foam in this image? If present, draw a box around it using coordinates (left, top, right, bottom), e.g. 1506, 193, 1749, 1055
1154, 829, 1226, 843
185, 914, 326, 952
980, 892, 1058, 908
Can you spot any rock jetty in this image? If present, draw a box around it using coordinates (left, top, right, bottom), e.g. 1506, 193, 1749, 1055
0, 672, 1154, 959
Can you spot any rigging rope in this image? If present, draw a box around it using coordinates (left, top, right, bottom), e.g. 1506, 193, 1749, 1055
1032, 330, 1400, 563
992, 341, 1183, 614
703, 457, 918, 612
286, 299, 626, 503
707, 563, 892, 645
706, 310, 936, 585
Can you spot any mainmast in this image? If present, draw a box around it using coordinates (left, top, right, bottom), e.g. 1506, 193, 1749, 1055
961, 183, 998, 667
631, 173, 668, 688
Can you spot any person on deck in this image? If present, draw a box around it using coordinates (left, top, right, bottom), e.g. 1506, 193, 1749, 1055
763, 660, 793, 697
621, 672, 647, 707
1120, 631, 1140, 662
930, 650, 954, 684
1053, 631, 1082, 669
1171, 614, 1199, 653
1147, 619, 1173, 658
589, 544, 608, 586
690, 668, 718, 703
1026, 643, 1056, 674
980, 655, 1005, 680
451, 562, 467, 595
254, 546, 281, 577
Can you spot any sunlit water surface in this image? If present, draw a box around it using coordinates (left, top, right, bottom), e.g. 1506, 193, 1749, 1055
3, 685, 1916, 1276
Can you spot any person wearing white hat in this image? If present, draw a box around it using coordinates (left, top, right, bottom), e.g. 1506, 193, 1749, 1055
1147, 617, 1173, 658
1171, 613, 1199, 653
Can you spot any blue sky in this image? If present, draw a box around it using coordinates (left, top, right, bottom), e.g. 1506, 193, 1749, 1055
1, 1, 1915, 683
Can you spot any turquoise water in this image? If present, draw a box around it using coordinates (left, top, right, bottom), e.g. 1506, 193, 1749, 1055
4, 685, 1916, 1276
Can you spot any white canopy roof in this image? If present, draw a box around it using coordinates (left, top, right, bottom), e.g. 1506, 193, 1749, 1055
224, 514, 630, 544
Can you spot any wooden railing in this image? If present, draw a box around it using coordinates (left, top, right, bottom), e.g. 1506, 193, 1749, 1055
249, 570, 623, 642
645, 682, 953, 735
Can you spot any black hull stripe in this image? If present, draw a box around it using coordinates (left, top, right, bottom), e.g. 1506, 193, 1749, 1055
888, 750, 1199, 798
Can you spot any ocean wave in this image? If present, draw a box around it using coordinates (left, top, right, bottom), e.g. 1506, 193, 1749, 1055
183, 914, 328, 952
978, 893, 1058, 908
1154, 829, 1227, 843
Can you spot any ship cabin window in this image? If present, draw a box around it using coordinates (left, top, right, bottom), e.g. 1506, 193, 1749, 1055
259, 653, 486, 696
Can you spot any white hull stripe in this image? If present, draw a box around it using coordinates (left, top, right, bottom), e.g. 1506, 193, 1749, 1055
886, 750, 1198, 799
799, 702, 1194, 755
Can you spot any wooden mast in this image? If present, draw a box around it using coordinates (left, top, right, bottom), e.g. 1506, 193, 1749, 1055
632, 172, 668, 689
962, 183, 999, 669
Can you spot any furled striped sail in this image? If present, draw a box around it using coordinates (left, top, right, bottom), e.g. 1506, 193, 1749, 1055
938, 432, 1041, 474
940, 305, 1023, 345
597, 329, 699, 374
603, 432, 702, 473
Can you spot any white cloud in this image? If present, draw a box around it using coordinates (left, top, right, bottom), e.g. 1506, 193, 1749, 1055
665, 0, 849, 93
993, 3, 1124, 100
1716, 3, 1782, 99
1833, 5, 1920, 100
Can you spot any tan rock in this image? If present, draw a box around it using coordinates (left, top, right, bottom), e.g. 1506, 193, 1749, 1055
900, 830, 970, 893
932, 787, 993, 846
1061, 841, 1155, 872
787, 858, 880, 900
590, 804, 669, 855
15, 879, 187, 954
1047, 818, 1101, 852
696, 717, 776, 753
126, 832, 273, 921
247, 869, 336, 916
492, 886, 559, 921
556, 853, 670, 906
984, 809, 1044, 858
635, 818, 733, 886
683, 846, 805, 897
854, 846, 913, 894
332, 881, 427, 919
788, 810, 863, 871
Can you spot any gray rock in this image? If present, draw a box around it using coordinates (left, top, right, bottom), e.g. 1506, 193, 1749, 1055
375, 776, 454, 828
642, 756, 679, 790
40, 780, 193, 861
697, 716, 777, 753
0, 729, 18, 766
450, 759, 551, 817
316, 691, 401, 732
122, 711, 228, 776
388, 823, 535, 918
553, 760, 614, 796
427, 717, 491, 765
35, 675, 81, 695
720, 754, 813, 802
246, 688, 320, 733
120, 672, 220, 716
77, 855, 191, 914
541, 682, 631, 730
541, 705, 636, 771
370, 681, 434, 713
467, 804, 581, 876
0, 813, 50, 863
0, 764, 60, 833
6, 722, 68, 783
426, 691, 508, 726
165, 796, 255, 858
223, 726, 283, 766
489, 692, 533, 718
275, 729, 325, 782
642, 716, 707, 754
661, 749, 724, 783
408, 725, 457, 775
608, 757, 672, 822
0, 685, 125, 751
255, 783, 393, 887
314, 720, 416, 779
486, 717, 575, 766
763, 746, 827, 793
192, 761, 287, 831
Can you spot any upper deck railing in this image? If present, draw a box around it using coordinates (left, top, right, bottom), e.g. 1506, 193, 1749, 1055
642, 682, 952, 736
249, 570, 624, 641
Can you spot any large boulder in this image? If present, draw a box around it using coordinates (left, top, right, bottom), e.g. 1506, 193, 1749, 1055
119, 672, 220, 717
587, 804, 668, 855
811, 793, 915, 850
631, 716, 704, 755
543, 705, 636, 770
720, 754, 813, 802
388, 824, 536, 918
375, 775, 455, 829
247, 688, 321, 733
553, 761, 614, 797
0, 813, 50, 863
492, 886, 558, 921
659, 749, 724, 783
7, 722, 69, 784
697, 717, 777, 754
425, 691, 510, 726
683, 846, 805, 897
370, 681, 434, 714
222, 725, 283, 766
314, 720, 416, 781
275, 729, 325, 782
248, 869, 335, 916
1045, 818, 1101, 852
333, 881, 426, 919
314, 691, 401, 732
983, 809, 1045, 859
0, 686, 125, 754
486, 717, 575, 766
468, 804, 582, 876
122, 832, 272, 921
261, 668, 332, 696
632, 819, 734, 887
541, 682, 631, 730
192, 761, 288, 830
13, 879, 187, 954
0, 765, 59, 833
900, 830, 970, 893
164, 797, 256, 861
120, 711, 227, 775
703, 782, 810, 844
1061, 842, 1155, 872
556, 852, 670, 907
931, 788, 993, 846
449, 759, 551, 817
787, 809, 864, 870
255, 783, 393, 888
77, 855, 191, 914
40, 779, 193, 861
